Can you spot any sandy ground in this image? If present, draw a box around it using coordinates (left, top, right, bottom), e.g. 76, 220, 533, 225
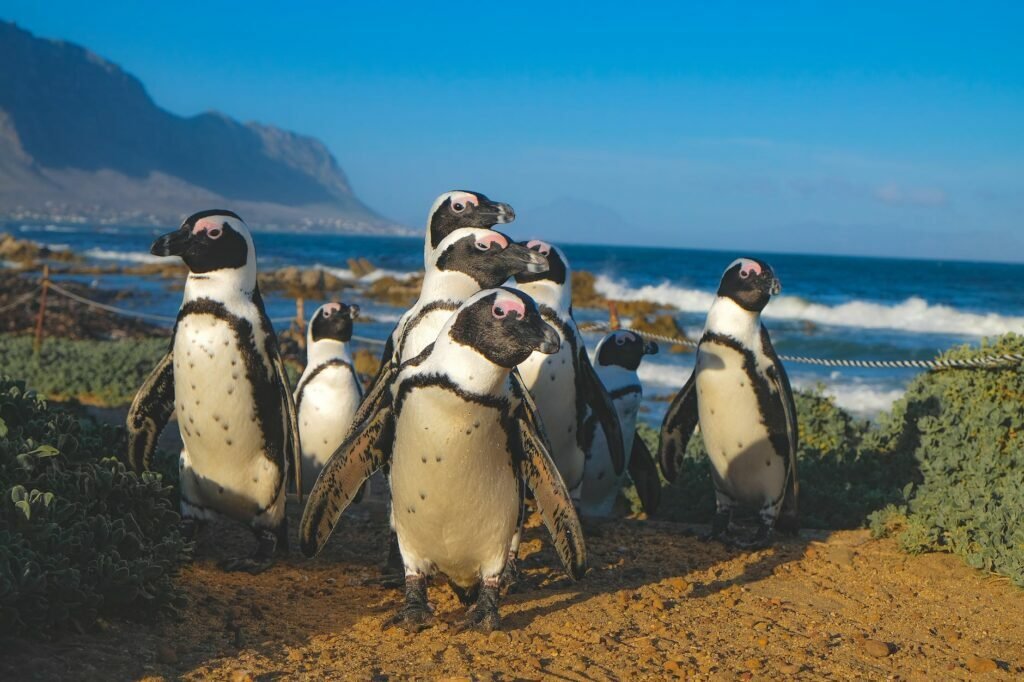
3, 491, 1023, 682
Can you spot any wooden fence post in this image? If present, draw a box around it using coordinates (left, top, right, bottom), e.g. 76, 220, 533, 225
608, 301, 621, 331
33, 265, 50, 355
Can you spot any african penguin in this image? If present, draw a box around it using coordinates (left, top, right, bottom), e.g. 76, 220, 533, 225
580, 330, 661, 518
294, 302, 363, 495
300, 288, 587, 633
126, 210, 301, 573
658, 258, 799, 548
513, 240, 625, 502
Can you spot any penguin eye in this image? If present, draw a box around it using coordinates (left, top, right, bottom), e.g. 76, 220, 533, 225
452, 202, 465, 213
739, 269, 751, 279
475, 241, 491, 251
207, 227, 223, 239
322, 310, 332, 318
615, 336, 626, 346
492, 305, 507, 319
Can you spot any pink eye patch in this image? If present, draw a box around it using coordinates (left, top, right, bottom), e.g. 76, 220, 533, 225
449, 191, 479, 208
738, 259, 762, 278
476, 233, 508, 250
526, 239, 552, 256
492, 297, 526, 320
322, 302, 342, 317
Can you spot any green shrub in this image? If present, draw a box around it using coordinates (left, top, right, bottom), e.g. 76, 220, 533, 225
0, 376, 188, 637
650, 387, 914, 529
0, 335, 168, 407
869, 334, 1024, 587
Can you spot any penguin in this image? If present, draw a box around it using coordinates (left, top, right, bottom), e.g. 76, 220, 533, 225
294, 302, 362, 495
513, 240, 625, 502
658, 258, 799, 548
126, 209, 301, 573
301, 288, 586, 633
579, 330, 662, 518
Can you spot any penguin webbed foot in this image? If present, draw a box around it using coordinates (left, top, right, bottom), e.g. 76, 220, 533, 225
700, 511, 732, 543
729, 523, 774, 550
387, 574, 434, 633
218, 526, 281, 574
500, 554, 520, 594
455, 580, 501, 633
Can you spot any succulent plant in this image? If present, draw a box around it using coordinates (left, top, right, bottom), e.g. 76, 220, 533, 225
0, 376, 188, 637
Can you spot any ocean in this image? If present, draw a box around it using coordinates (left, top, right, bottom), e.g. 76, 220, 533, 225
8, 223, 1024, 422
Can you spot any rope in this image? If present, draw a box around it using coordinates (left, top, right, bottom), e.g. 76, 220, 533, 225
45, 282, 389, 346
0, 286, 40, 314
577, 321, 1024, 371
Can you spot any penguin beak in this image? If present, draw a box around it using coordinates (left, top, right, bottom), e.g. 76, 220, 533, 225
477, 200, 516, 225
151, 226, 192, 257
644, 340, 660, 355
536, 323, 561, 355
769, 277, 782, 296
505, 242, 549, 275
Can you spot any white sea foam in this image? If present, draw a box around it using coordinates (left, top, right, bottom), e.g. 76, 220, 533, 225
19, 224, 81, 234
594, 274, 1024, 337
319, 264, 418, 283
638, 360, 904, 416
83, 248, 166, 264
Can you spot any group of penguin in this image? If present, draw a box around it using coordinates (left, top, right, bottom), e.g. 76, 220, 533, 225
126, 191, 798, 632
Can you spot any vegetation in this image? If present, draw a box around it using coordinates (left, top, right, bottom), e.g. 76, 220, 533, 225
868, 334, 1024, 587
0, 377, 188, 637
0, 335, 168, 407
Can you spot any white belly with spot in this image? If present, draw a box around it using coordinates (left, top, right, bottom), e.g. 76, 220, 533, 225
390, 385, 519, 587
518, 338, 583, 492
581, 388, 640, 517
174, 313, 281, 522
296, 366, 360, 494
695, 342, 785, 506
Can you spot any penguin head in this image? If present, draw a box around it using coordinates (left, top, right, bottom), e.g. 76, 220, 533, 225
513, 240, 569, 286
309, 302, 359, 344
595, 330, 659, 371
431, 228, 548, 288
151, 210, 253, 275
717, 258, 781, 312
427, 191, 515, 249
448, 287, 561, 368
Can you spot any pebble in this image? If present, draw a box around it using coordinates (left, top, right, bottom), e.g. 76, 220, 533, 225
651, 597, 667, 612
778, 662, 800, 674
665, 577, 689, 593
155, 643, 178, 665
287, 649, 304, 663
229, 670, 254, 682
488, 631, 511, 646
859, 638, 892, 657
743, 658, 763, 671
965, 656, 998, 674
526, 655, 543, 669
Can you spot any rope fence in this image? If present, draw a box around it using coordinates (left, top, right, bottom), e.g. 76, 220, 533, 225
8, 269, 1020, 368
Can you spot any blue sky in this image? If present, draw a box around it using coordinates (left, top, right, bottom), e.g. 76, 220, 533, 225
4, 1, 1023, 260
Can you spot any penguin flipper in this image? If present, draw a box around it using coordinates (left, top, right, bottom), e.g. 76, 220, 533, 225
348, 339, 397, 439
628, 433, 662, 515
762, 327, 799, 532
576, 340, 626, 475
658, 371, 698, 482
509, 370, 587, 580
299, 403, 394, 557
272, 350, 303, 503
126, 351, 175, 474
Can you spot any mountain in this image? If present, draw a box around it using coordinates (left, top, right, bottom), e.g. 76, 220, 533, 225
0, 21, 407, 233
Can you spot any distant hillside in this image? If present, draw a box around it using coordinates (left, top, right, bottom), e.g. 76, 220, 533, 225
0, 21, 407, 233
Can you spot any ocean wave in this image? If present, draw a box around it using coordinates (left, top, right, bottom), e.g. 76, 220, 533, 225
19, 224, 81, 234
318, 264, 418, 283
83, 248, 166, 264
594, 275, 1024, 337
637, 360, 903, 416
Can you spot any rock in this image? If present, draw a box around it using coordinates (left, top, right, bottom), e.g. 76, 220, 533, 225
859, 638, 892, 657
965, 656, 999, 674
663, 660, 682, 673
778, 662, 800, 674
744, 658, 763, 670
287, 649, 304, 663
665, 576, 689, 593
650, 597, 668, 612
828, 547, 855, 566
526, 655, 543, 669
488, 630, 511, 646
229, 670, 254, 682
155, 643, 177, 664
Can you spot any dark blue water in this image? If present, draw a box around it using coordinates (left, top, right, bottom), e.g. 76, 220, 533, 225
7, 223, 1024, 419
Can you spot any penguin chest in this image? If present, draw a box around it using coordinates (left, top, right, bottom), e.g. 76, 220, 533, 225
174, 314, 281, 517
390, 386, 519, 585
398, 309, 451, 362
518, 341, 584, 489
695, 342, 785, 505
296, 367, 360, 490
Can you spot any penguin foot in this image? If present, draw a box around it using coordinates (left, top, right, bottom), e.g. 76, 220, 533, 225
500, 555, 520, 594
730, 524, 774, 550
219, 527, 279, 574
700, 511, 732, 542
456, 581, 501, 633
388, 574, 433, 633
